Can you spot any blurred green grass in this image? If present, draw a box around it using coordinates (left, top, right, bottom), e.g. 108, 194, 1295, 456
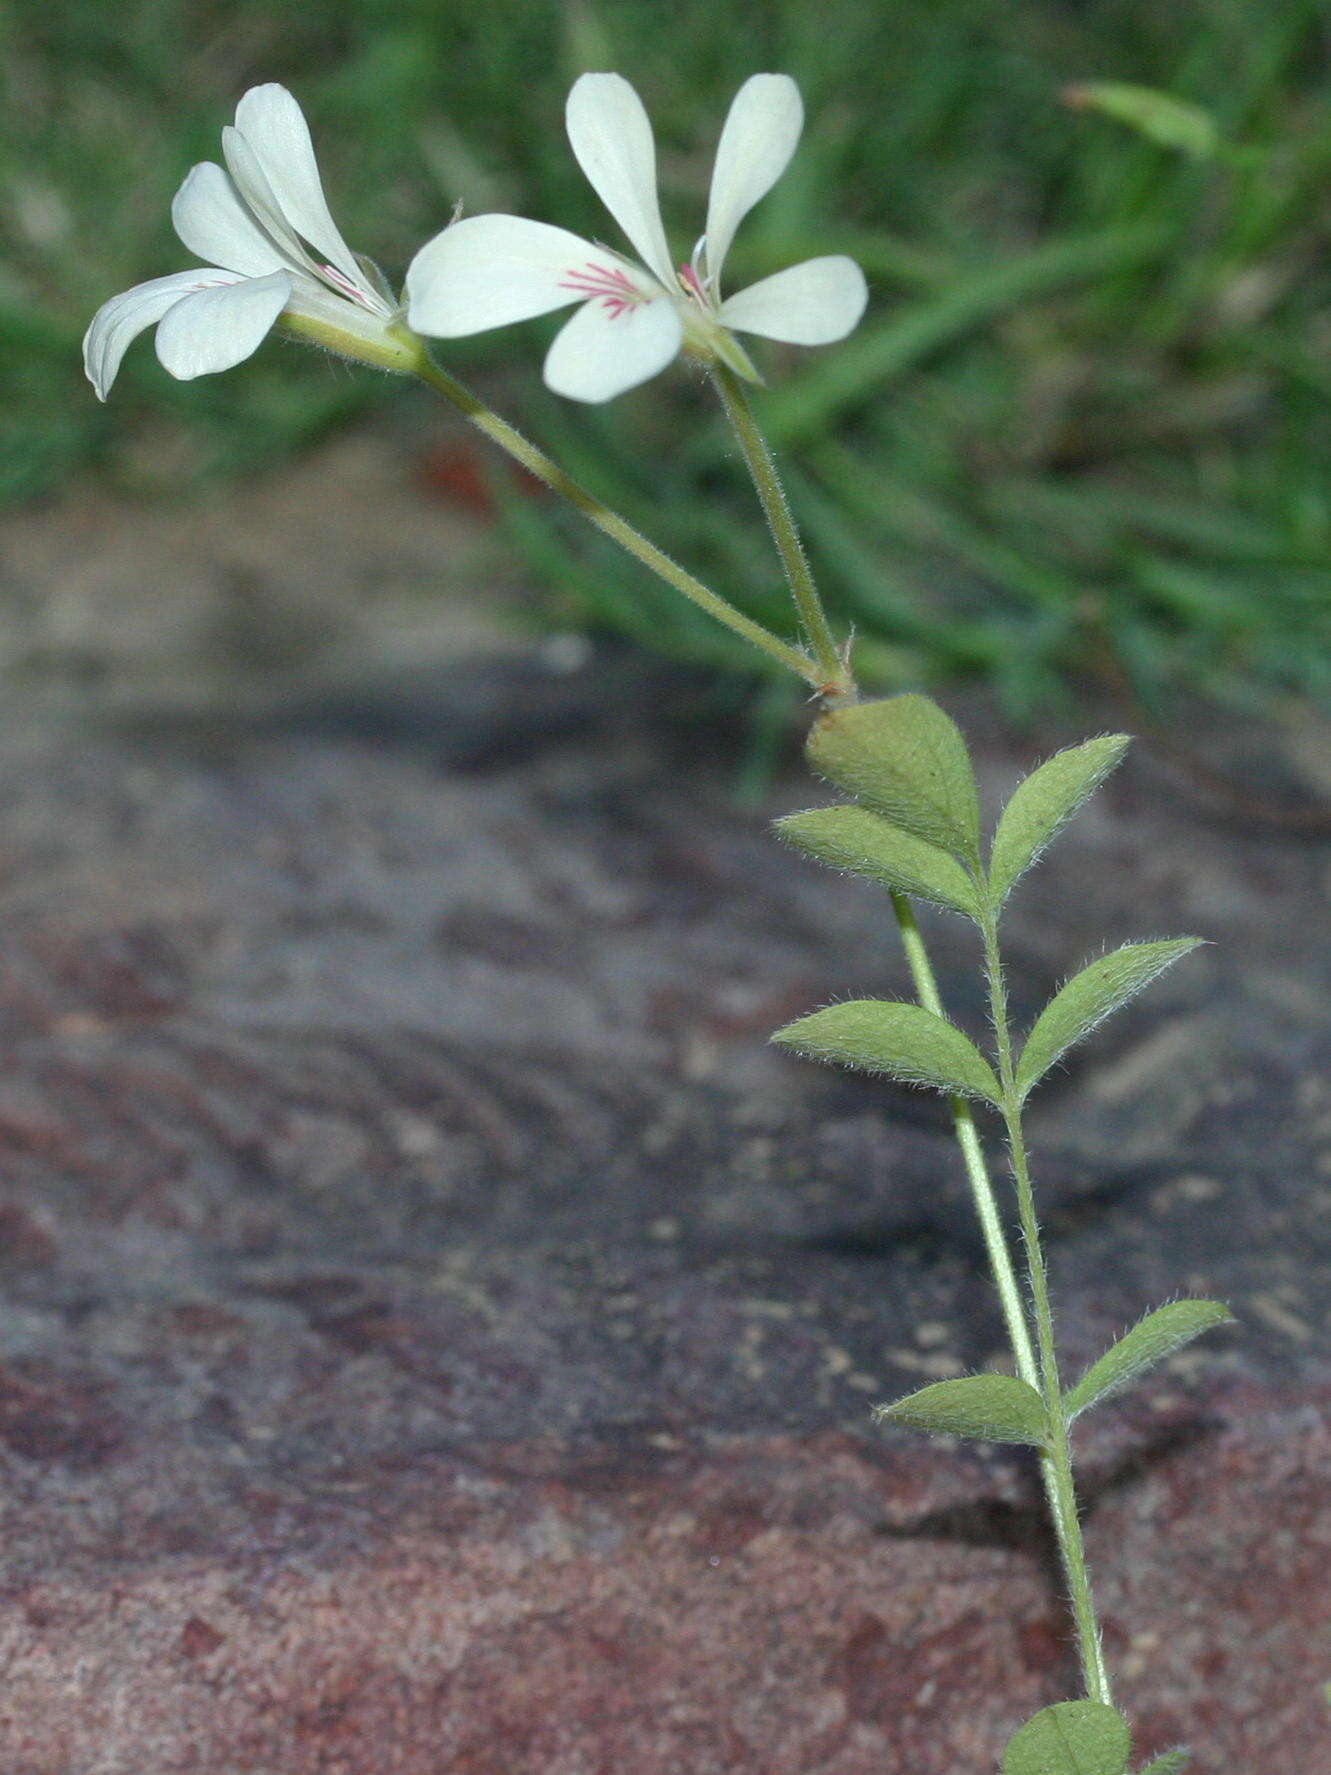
4, 0, 1331, 715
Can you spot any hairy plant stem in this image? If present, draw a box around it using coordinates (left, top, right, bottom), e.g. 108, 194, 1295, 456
709, 362, 1039, 1380
712, 360, 1111, 1704
890, 894, 1038, 1388
709, 364, 852, 698
709, 364, 1103, 1671
980, 911, 1112, 1707
412, 354, 820, 687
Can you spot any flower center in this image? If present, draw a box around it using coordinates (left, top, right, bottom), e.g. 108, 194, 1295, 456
559, 260, 647, 320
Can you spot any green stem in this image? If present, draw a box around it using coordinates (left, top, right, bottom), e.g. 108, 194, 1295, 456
981, 911, 1112, 1707
710, 356, 1100, 1696
709, 363, 850, 696
890, 893, 1038, 1389
708, 372, 1071, 1669
413, 354, 819, 688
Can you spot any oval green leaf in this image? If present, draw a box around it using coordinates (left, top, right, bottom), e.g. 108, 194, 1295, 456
775, 804, 982, 920
806, 694, 982, 866
988, 735, 1129, 909
1064, 1300, 1233, 1420
875, 1374, 1050, 1446
773, 1000, 1000, 1103
1138, 1752, 1190, 1775
1015, 938, 1203, 1102
1002, 1701, 1131, 1775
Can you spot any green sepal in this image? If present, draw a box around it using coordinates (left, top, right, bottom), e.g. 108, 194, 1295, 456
874, 1374, 1050, 1447
988, 735, 1130, 909
1002, 1701, 1131, 1775
805, 694, 982, 867
773, 999, 1001, 1104
775, 804, 982, 920
1137, 1752, 1190, 1775
1065, 1300, 1234, 1421
1015, 938, 1203, 1102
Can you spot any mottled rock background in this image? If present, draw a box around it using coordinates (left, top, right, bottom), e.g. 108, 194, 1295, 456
0, 435, 1327, 1773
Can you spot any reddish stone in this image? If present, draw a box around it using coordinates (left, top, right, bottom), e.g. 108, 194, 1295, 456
0, 632, 1321, 1768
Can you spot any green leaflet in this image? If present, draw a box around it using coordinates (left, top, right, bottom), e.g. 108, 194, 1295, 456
874, 1374, 1050, 1446
773, 999, 1000, 1103
1137, 1753, 1190, 1775
1064, 1300, 1234, 1420
805, 694, 982, 866
1015, 938, 1203, 1102
988, 735, 1130, 909
1002, 1702, 1131, 1775
775, 804, 982, 920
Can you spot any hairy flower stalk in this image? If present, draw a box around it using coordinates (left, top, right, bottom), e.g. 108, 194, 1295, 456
410, 353, 819, 684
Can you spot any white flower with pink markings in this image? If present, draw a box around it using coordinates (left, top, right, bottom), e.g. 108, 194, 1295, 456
84, 84, 419, 401
405, 72, 868, 403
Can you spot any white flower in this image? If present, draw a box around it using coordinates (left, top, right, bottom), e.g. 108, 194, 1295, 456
84, 84, 420, 401
405, 72, 868, 403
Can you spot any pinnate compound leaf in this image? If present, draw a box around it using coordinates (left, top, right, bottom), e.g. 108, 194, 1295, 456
874, 1374, 1050, 1446
1002, 1701, 1131, 1775
775, 805, 982, 919
806, 694, 982, 866
1015, 939, 1203, 1102
988, 735, 1130, 908
1065, 1300, 1233, 1420
1137, 1752, 1190, 1775
773, 1000, 1000, 1103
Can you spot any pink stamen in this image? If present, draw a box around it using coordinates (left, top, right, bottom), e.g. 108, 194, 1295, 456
321, 262, 375, 309
677, 260, 707, 303
558, 260, 646, 320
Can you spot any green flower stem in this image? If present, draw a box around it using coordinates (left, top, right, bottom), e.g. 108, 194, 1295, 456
980, 911, 1113, 1707
890, 893, 1039, 1387
708, 364, 1097, 1698
412, 352, 819, 687
709, 363, 851, 698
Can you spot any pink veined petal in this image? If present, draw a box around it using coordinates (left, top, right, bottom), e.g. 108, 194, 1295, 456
230, 85, 370, 295
82, 267, 245, 401
153, 270, 292, 381
717, 255, 868, 345
543, 292, 682, 403
407, 213, 642, 336
565, 74, 675, 289
703, 74, 804, 289
171, 161, 292, 279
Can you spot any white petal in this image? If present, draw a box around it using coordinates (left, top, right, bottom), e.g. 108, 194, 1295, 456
407, 213, 607, 336
153, 270, 292, 380
543, 293, 682, 403
718, 255, 868, 345
565, 74, 675, 289
222, 123, 324, 281
82, 268, 244, 401
704, 74, 804, 288
231, 86, 363, 278
171, 161, 290, 278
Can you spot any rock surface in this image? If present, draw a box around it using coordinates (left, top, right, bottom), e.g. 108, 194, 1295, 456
0, 438, 1328, 1772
